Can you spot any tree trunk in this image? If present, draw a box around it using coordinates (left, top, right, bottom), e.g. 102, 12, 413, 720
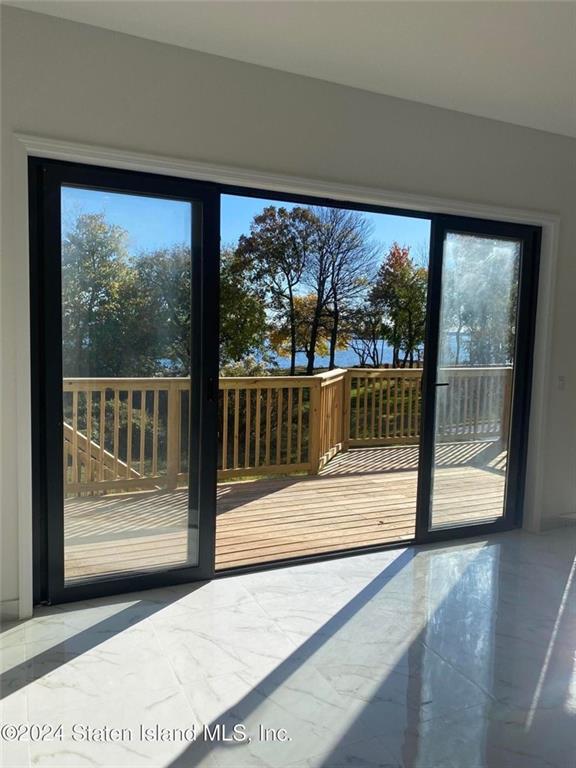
288, 287, 296, 376
328, 306, 339, 370
306, 330, 317, 375
306, 297, 324, 375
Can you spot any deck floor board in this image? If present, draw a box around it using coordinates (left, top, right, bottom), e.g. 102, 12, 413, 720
64, 442, 506, 581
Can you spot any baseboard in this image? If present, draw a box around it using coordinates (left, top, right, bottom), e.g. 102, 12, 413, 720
0, 598, 20, 622
540, 514, 576, 531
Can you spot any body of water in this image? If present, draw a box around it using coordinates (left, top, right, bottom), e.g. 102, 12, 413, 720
272, 342, 397, 370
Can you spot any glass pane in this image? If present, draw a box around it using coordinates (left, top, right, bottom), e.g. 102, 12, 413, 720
216, 194, 431, 568
430, 232, 520, 529
61, 186, 199, 583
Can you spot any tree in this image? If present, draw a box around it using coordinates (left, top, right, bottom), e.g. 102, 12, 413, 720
137, 245, 268, 374
440, 236, 518, 365
347, 303, 388, 367
63, 214, 268, 378
135, 245, 194, 375
237, 205, 375, 375
62, 213, 159, 377
237, 207, 315, 375
369, 243, 427, 366
268, 294, 334, 364
310, 208, 376, 369
219, 247, 268, 368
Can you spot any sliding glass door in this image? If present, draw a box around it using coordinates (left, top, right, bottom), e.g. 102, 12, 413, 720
31, 163, 540, 602
31, 160, 219, 603
417, 217, 540, 539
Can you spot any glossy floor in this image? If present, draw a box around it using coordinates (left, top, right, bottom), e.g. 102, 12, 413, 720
1, 527, 575, 767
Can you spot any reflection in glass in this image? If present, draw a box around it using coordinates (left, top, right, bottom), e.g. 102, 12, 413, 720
61, 186, 198, 583
430, 233, 520, 529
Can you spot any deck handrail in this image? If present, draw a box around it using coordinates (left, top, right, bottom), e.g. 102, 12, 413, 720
62, 366, 512, 495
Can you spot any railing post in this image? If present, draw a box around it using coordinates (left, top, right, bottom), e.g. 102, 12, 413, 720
342, 370, 351, 452
166, 380, 180, 489
308, 379, 322, 475
501, 368, 513, 442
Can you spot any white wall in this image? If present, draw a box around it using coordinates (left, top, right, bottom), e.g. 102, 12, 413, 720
2, 7, 575, 613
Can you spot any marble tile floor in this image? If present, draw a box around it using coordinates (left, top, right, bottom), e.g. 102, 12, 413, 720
1, 528, 575, 768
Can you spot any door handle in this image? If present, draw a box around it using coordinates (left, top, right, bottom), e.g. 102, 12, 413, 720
434, 382, 450, 387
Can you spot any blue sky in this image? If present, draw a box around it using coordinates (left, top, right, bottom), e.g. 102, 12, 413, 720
62, 187, 431, 263
62, 186, 192, 253
221, 196, 431, 262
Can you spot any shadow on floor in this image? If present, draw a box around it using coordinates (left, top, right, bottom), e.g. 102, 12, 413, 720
321, 440, 506, 477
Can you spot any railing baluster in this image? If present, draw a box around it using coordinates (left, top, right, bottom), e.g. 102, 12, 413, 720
386, 375, 392, 440
166, 381, 181, 488
126, 390, 133, 480
297, 388, 303, 463
221, 389, 229, 471
415, 376, 421, 436
487, 375, 494, 433
113, 390, 120, 479
362, 377, 368, 439
353, 376, 359, 440
286, 388, 293, 465
276, 388, 283, 466
474, 374, 481, 436
407, 378, 413, 438
370, 377, 376, 438
99, 389, 106, 480
244, 388, 251, 469
152, 389, 159, 476
265, 388, 272, 466
254, 387, 261, 468
233, 388, 240, 470
72, 388, 79, 485
377, 377, 384, 440
400, 377, 406, 437
139, 390, 146, 477
463, 376, 469, 436
86, 390, 92, 482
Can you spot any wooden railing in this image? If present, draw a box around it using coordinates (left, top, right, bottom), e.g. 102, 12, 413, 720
63, 366, 512, 495
219, 368, 347, 478
349, 368, 422, 446
435, 367, 513, 441
347, 366, 512, 447
63, 378, 189, 494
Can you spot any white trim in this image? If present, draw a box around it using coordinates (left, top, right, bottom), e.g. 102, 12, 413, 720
12, 133, 560, 615
17, 133, 560, 224
522, 221, 559, 532
0, 599, 21, 622
13, 134, 34, 619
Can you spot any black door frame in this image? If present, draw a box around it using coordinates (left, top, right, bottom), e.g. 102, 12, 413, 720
415, 215, 541, 543
30, 159, 542, 603
30, 158, 220, 604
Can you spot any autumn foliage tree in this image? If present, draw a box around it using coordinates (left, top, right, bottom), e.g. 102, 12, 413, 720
237, 205, 376, 374
236, 207, 315, 375
268, 293, 339, 363
369, 243, 428, 366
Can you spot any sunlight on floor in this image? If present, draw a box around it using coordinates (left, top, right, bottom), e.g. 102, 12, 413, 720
2, 529, 575, 767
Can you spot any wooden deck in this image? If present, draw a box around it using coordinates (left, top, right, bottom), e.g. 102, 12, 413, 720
64, 442, 506, 582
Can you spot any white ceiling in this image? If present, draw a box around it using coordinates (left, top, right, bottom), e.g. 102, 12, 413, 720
7, 1, 576, 138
